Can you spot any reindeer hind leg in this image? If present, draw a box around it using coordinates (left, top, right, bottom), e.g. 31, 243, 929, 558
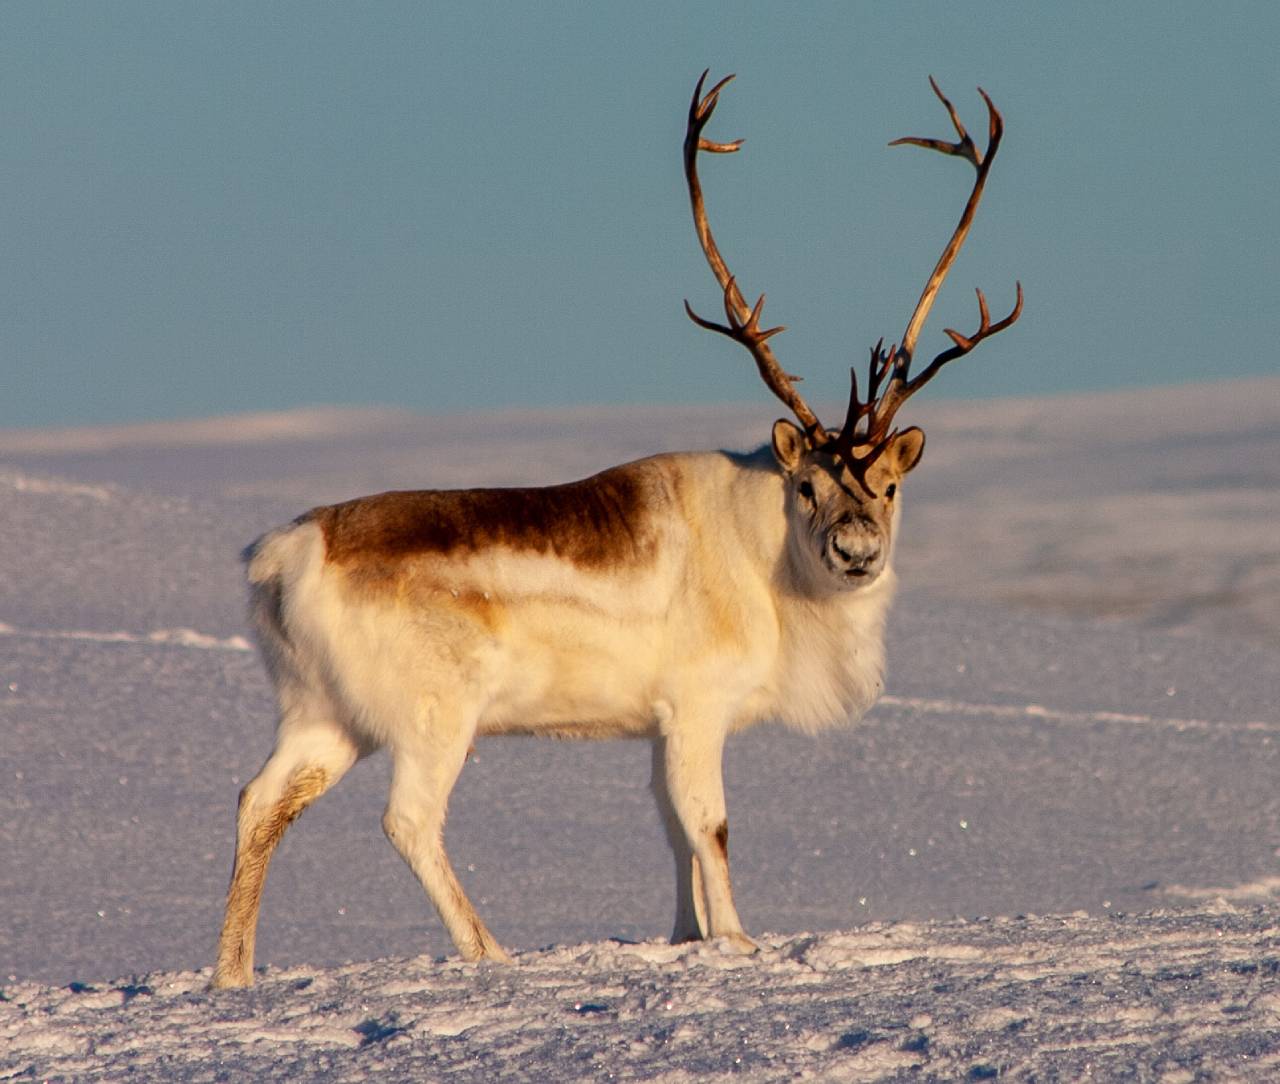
211, 711, 361, 989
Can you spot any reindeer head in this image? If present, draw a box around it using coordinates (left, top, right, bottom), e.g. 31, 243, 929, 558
683, 70, 1021, 571
771, 419, 924, 589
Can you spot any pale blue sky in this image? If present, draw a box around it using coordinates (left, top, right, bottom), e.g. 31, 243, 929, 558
3, 2, 1277, 429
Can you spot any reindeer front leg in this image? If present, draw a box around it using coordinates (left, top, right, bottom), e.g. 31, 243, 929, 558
654, 714, 757, 954
650, 735, 708, 942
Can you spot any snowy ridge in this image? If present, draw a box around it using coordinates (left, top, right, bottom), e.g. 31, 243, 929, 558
0, 405, 413, 455
1163, 878, 1280, 904
0, 622, 252, 652
0, 468, 113, 503
3, 909, 1277, 1082
880, 694, 1277, 736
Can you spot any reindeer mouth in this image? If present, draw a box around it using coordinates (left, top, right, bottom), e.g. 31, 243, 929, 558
825, 532, 884, 584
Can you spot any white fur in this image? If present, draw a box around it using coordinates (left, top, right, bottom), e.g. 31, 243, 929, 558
212, 437, 917, 988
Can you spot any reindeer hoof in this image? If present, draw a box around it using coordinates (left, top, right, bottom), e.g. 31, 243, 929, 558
209, 969, 252, 990
714, 932, 759, 955
462, 941, 514, 965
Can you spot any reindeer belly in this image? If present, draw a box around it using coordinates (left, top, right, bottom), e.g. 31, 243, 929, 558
477, 600, 666, 738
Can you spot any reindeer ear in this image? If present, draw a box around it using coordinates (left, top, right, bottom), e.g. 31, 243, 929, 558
771, 419, 808, 474
890, 427, 926, 474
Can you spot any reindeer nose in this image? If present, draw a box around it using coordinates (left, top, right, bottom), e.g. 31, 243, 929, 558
849, 548, 881, 576
832, 536, 881, 575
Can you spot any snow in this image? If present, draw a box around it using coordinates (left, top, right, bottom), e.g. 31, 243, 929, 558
5, 913, 1278, 1081
2, 380, 1278, 1079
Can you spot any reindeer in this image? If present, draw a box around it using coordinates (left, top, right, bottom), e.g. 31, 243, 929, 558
211, 72, 1020, 988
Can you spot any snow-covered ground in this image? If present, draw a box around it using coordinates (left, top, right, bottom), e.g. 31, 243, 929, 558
2, 380, 1278, 1079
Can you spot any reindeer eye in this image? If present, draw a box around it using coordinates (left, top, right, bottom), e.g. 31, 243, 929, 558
797, 480, 815, 500
884, 483, 897, 499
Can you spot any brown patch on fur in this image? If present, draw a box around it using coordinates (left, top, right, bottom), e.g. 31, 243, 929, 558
714, 820, 729, 858
314, 461, 669, 572
449, 588, 505, 631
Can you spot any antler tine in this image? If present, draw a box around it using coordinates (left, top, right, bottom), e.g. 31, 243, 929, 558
920, 281, 1024, 384
683, 70, 827, 440
840, 341, 892, 443
689, 70, 743, 149
685, 279, 820, 432
894, 79, 1004, 369
827, 345, 900, 498
846, 80, 1019, 449
684, 71, 747, 315
865, 281, 1022, 447
889, 75, 980, 167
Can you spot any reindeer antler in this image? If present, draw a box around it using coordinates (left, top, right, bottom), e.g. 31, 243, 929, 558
831, 78, 1023, 479
682, 71, 828, 442
683, 72, 1022, 495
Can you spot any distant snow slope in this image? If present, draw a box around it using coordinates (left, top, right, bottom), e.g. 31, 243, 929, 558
1, 381, 1277, 1079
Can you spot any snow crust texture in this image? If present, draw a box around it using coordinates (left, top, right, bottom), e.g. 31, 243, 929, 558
4, 912, 1278, 1082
